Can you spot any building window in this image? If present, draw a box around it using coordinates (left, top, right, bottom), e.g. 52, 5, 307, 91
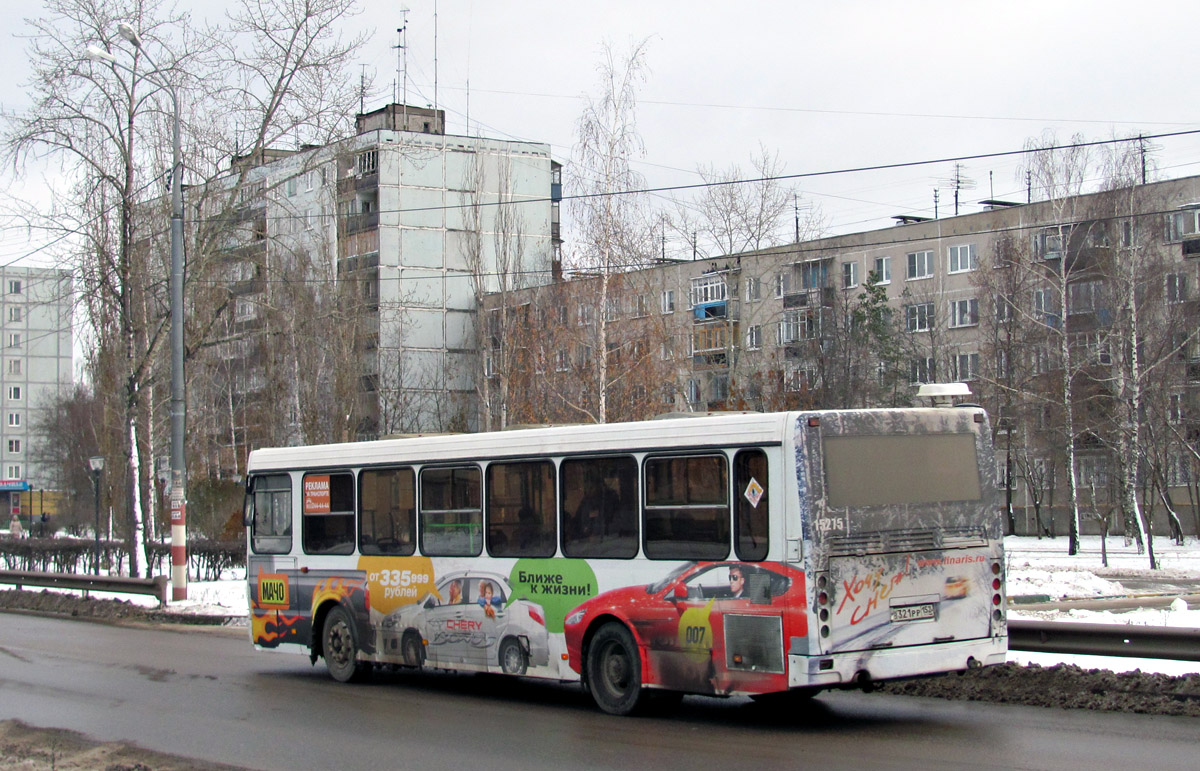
1168, 392, 1184, 424
7, 307, 20, 323
1167, 273, 1188, 304
7, 280, 21, 295
873, 256, 891, 284
995, 294, 1012, 324
948, 243, 977, 273
687, 379, 701, 404
357, 150, 378, 175
7, 440, 19, 454
578, 305, 594, 326
905, 302, 934, 333
690, 275, 728, 307
661, 290, 675, 314
786, 366, 816, 392
7, 386, 19, 401
711, 375, 730, 402
7, 360, 19, 375
661, 338, 675, 361
1068, 280, 1101, 314
604, 298, 621, 322
632, 294, 649, 317
801, 262, 827, 290
1166, 209, 1200, 242
286, 177, 297, 196
234, 297, 257, 322
996, 349, 1009, 380
746, 325, 762, 350
950, 298, 978, 328
779, 310, 819, 343
1035, 225, 1070, 258
745, 276, 761, 302
909, 356, 935, 384
7, 413, 19, 427
7, 465, 21, 479
952, 352, 979, 381
774, 270, 793, 297
1034, 288, 1058, 326
907, 250, 933, 280
7, 333, 20, 348
554, 350, 569, 372
841, 261, 859, 289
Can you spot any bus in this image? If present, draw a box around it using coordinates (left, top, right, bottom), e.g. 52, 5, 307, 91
244, 403, 1006, 715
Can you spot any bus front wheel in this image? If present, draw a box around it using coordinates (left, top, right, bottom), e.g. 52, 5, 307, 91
322, 606, 369, 683
585, 622, 652, 716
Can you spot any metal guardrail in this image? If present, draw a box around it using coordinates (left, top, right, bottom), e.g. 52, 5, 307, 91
1009, 619, 1200, 662
0, 569, 169, 606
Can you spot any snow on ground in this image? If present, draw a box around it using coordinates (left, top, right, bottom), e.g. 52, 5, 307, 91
1005, 535, 1200, 676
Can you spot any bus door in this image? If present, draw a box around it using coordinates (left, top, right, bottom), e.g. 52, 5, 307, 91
249, 556, 300, 648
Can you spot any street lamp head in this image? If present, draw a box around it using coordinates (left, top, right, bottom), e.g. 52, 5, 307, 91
117, 22, 143, 48
88, 455, 105, 474
84, 45, 117, 64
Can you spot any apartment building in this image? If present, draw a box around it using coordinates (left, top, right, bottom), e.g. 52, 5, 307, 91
191, 103, 560, 476
0, 266, 74, 514
483, 174, 1200, 535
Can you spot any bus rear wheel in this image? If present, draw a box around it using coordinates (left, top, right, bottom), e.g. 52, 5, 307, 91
585, 622, 652, 716
323, 606, 369, 683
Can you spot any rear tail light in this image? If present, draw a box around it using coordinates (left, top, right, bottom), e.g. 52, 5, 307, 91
991, 561, 1004, 620
816, 574, 831, 639
528, 607, 546, 627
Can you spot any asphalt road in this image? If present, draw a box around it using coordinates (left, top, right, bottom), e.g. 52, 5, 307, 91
0, 613, 1196, 771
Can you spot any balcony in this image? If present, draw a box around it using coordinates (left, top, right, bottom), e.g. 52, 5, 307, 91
782, 288, 834, 309
692, 299, 740, 322
343, 210, 379, 235
337, 172, 379, 196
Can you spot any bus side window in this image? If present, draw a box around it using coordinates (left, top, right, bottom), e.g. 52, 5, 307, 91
250, 474, 292, 555
302, 472, 355, 555
359, 467, 415, 556
560, 456, 638, 559
734, 450, 769, 561
643, 455, 729, 561
420, 466, 482, 556
486, 460, 556, 558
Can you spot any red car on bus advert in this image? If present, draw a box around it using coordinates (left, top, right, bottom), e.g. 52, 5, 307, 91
563, 561, 807, 696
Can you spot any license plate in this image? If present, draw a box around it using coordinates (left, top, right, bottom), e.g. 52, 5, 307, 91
890, 603, 936, 623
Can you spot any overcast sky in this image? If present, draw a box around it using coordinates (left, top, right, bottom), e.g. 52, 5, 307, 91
4, 0, 1200, 265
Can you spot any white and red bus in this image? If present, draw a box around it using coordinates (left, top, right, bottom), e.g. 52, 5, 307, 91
244, 403, 1006, 715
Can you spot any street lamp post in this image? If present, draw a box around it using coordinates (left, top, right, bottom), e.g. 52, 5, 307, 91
86, 24, 187, 599
88, 456, 105, 575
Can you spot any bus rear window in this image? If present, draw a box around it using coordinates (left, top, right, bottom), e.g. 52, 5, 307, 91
823, 433, 981, 507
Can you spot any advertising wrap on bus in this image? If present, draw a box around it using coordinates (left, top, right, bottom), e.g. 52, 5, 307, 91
245, 406, 1007, 715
